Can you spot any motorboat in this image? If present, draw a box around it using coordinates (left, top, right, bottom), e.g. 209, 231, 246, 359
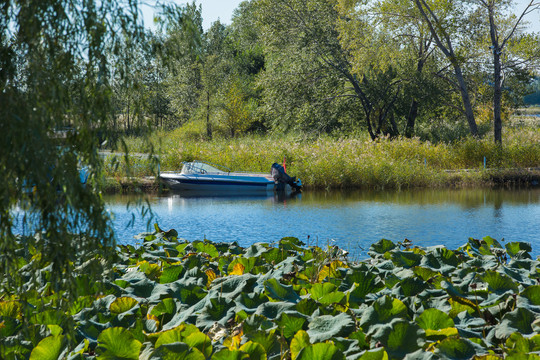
159, 161, 302, 193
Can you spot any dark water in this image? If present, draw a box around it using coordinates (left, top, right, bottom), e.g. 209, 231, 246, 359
105, 188, 540, 259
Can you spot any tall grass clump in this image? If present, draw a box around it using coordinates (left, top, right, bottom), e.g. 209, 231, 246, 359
105, 120, 539, 189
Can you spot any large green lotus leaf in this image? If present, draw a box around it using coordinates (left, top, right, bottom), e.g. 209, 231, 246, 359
296, 298, 319, 316
184, 331, 213, 358
360, 296, 408, 330
433, 248, 459, 267
279, 237, 305, 251
150, 298, 178, 328
346, 273, 384, 306
239, 341, 266, 360
370, 239, 396, 254
310, 283, 345, 305
262, 248, 287, 264
291, 330, 311, 360
31, 309, 67, 326
380, 321, 424, 358
160, 265, 184, 284
505, 332, 532, 353
238, 292, 268, 310
149, 343, 205, 360
394, 276, 428, 297
296, 342, 345, 360
255, 301, 296, 320
110, 297, 139, 314
0, 301, 21, 318
228, 257, 257, 274
434, 338, 485, 360
357, 348, 388, 360
245, 330, 281, 356
506, 242, 532, 258
412, 266, 440, 281
154, 324, 197, 347
495, 307, 536, 338
481, 270, 518, 293
264, 278, 300, 302
200, 297, 234, 322
192, 241, 219, 258
178, 284, 207, 305
386, 251, 422, 268
416, 308, 454, 330
276, 312, 307, 339
96, 327, 142, 359
307, 313, 356, 342
212, 349, 250, 360
243, 314, 275, 333
0, 317, 20, 338
520, 285, 540, 305
244, 243, 270, 258
29, 335, 64, 360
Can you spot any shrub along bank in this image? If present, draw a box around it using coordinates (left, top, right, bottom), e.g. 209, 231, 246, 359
104, 130, 540, 192
2, 227, 540, 359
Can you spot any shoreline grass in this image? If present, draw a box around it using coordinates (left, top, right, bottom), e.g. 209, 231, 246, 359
102, 127, 540, 192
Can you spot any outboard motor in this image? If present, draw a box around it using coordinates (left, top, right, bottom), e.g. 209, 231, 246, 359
271, 163, 302, 192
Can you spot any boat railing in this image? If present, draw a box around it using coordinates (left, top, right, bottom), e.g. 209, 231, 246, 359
181, 161, 232, 175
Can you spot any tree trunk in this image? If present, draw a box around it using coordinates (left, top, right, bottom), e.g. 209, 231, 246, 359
405, 100, 418, 138
493, 51, 502, 143
453, 65, 479, 137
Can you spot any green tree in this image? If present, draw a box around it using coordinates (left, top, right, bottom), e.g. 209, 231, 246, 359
0, 0, 143, 295
476, 0, 540, 143
413, 0, 481, 137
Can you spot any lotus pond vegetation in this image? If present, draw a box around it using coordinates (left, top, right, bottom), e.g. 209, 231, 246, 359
2, 227, 540, 359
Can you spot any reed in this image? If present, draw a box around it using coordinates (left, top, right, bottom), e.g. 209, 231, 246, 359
105, 125, 539, 189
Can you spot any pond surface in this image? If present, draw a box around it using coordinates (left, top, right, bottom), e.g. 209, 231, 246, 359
106, 188, 540, 259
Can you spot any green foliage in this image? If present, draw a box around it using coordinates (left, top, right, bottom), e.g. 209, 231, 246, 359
3, 230, 540, 359
1, 0, 144, 304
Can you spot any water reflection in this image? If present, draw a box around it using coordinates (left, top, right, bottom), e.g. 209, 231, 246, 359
105, 188, 540, 259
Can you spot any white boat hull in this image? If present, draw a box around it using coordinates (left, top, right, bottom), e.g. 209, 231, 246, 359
159, 172, 276, 192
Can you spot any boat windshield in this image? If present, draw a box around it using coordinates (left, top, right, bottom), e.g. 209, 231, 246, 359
181, 161, 228, 175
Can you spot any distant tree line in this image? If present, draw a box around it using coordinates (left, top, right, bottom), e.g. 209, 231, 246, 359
112, 0, 540, 143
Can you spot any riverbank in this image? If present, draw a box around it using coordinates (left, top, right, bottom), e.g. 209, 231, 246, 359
4, 230, 540, 359
101, 120, 539, 192
101, 166, 540, 194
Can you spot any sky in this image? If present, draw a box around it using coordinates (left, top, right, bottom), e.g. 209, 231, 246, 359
140, 0, 539, 32
141, 0, 244, 30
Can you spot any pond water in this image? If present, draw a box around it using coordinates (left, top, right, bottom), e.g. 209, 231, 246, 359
106, 188, 540, 259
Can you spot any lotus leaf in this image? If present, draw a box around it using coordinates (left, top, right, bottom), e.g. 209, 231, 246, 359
448, 296, 480, 318
279, 237, 305, 251
296, 298, 319, 316
264, 278, 300, 302
149, 342, 205, 360
296, 342, 345, 360
416, 308, 454, 330
276, 312, 307, 339
386, 251, 422, 268
434, 337, 486, 359
255, 301, 296, 319
521, 285, 540, 305
307, 313, 355, 342
394, 276, 428, 297
192, 241, 219, 258
96, 327, 142, 359
228, 257, 257, 274
290, 330, 311, 360
506, 242, 532, 258
357, 348, 389, 359
211, 348, 250, 360
318, 260, 347, 282
29, 335, 65, 360
360, 296, 408, 331
495, 307, 537, 338
0, 301, 21, 318
245, 330, 281, 356
110, 297, 139, 314
370, 239, 396, 254
239, 341, 266, 360
310, 283, 345, 305
481, 270, 519, 293
160, 265, 184, 284
381, 320, 425, 358
150, 298, 177, 327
